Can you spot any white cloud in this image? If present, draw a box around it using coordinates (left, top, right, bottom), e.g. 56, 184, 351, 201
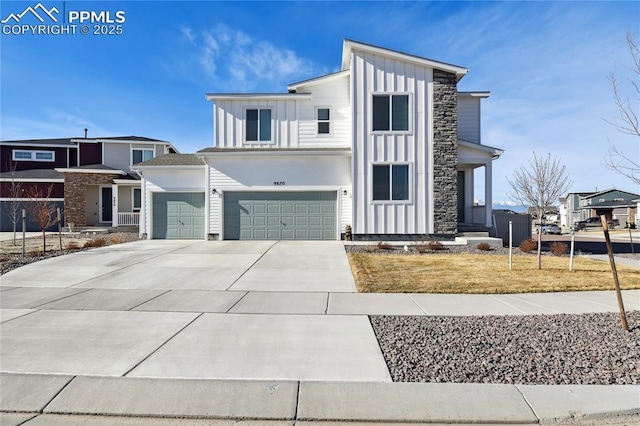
1, 111, 112, 140
181, 24, 321, 91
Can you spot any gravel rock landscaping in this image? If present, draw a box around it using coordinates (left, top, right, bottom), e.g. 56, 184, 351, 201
371, 311, 640, 385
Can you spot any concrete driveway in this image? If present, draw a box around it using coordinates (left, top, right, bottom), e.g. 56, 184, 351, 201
1, 240, 391, 382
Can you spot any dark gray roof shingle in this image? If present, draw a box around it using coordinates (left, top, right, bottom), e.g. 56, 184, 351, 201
0, 169, 63, 180
132, 154, 204, 167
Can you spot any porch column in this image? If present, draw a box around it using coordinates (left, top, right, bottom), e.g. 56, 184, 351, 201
112, 184, 118, 227
139, 178, 146, 237
484, 162, 493, 227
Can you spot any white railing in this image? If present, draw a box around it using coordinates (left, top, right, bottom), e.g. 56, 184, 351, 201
117, 212, 140, 226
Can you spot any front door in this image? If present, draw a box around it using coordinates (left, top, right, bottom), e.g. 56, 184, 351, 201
457, 171, 465, 223
101, 187, 112, 222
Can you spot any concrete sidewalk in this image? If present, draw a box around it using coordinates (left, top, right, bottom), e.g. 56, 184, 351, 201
1, 240, 639, 424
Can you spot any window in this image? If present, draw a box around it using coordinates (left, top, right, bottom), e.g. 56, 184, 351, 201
133, 188, 142, 211
246, 108, 272, 142
372, 164, 410, 201
317, 108, 330, 135
12, 149, 55, 162
132, 149, 154, 164
372, 94, 409, 132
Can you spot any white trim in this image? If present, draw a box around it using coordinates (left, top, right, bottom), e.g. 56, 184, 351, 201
244, 106, 274, 145
287, 70, 351, 91
1, 142, 73, 148
370, 92, 413, 135
55, 168, 126, 175
0, 178, 64, 183
458, 91, 490, 98
0, 197, 64, 202
131, 165, 206, 171
112, 183, 118, 227
12, 149, 55, 162
113, 179, 141, 185
370, 162, 413, 205
204, 164, 211, 237
206, 93, 311, 101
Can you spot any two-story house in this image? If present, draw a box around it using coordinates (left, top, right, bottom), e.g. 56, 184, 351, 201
0, 135, 175, 231
560, 189, 639, 229
133, 39, 503, 240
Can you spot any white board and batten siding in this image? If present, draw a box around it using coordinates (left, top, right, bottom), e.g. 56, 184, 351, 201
214, 99, 298, 148
296, 74, 351, 148
351, 50, 433, 235
206, 156, 351, 237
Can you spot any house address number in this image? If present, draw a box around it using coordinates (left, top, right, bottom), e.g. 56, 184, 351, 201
273, 181, 285, 186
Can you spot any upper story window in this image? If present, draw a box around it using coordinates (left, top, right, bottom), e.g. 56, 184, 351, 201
12, 149, 55, 162
372, 94, 410, 132
317, 107, 331, 135
372, 163, 410, 202
246, 108, 272, 143
132, 148, 154, 165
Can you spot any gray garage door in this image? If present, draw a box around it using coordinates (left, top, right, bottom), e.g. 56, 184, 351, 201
152, 192, 205, 239
224, 191, 337, 240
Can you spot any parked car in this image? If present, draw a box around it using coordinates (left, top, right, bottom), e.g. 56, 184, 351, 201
573, 217, 618, 231
537, 223, 562, 235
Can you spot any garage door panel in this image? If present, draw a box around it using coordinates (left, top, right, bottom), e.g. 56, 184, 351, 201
224, 191, 336, 240
153, 193, 205, 240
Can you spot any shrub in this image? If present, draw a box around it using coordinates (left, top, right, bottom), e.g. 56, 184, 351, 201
519, 239, 537, 253
476, 242, 492, 251
413, 241, 429, 253
108, 235, 124, 245
84, 236, 108, 248
65, 241, 81, 250
550, 241, 568, 256
376, 241, 392, 250
426, 240, 445, 251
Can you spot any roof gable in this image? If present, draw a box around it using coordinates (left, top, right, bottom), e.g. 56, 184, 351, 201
341, 39, 468, 80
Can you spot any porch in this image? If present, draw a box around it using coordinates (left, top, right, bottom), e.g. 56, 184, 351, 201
111, 181, 142, 228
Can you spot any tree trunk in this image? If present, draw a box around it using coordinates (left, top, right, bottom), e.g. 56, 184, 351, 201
537, 209, 543, 269
42, 229, 46, 254
13, 221, 16, 246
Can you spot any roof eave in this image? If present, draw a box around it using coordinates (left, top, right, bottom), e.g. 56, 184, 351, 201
205, 93, 312, 101
341, 39, 468, 79
287, 70, 351, 91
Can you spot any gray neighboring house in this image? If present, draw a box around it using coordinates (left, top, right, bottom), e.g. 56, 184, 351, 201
560, 189, 639, 229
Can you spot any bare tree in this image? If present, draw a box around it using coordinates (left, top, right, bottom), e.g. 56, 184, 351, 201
4, 162, 23, 245
508, 152, 573, 269
604, 31, 640, 185
24, 183, 58, 254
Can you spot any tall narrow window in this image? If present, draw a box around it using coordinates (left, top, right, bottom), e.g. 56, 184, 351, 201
246, 108, 272, 142
372, 94, 410, 132
372, 164, 410, 201
133, 188, 142, 211
317, 108, 330, 135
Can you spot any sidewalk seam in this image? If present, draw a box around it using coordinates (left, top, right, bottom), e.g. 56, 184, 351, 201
514, 384, 541, 423
29, 288, 93, 309
40, 375, 77, 414
224, 240, 279, 290
122, 312, 204, 377
294, 380, 301, 421
407, 294, 428, 315
225, 291, 250, 312
127, 289, 173, 311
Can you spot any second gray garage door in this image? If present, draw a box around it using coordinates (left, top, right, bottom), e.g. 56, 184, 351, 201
152, 192, 205, 239
224, 191, 337, 240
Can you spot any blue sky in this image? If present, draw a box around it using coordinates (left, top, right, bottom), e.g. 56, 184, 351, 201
1, 1, 638, 204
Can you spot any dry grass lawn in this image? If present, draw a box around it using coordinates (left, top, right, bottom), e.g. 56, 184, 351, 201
347, 253, 640, 293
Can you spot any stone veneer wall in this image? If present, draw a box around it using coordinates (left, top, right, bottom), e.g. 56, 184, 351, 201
432, 69, 458, 235
63, 173, 120, 226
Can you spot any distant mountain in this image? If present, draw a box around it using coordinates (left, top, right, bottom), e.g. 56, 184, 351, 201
492, 202, 528, 213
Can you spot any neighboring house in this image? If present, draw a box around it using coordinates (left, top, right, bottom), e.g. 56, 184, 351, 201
0, 135, 175, 231
560, 189, 639, 229
133, 39, 504, 240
